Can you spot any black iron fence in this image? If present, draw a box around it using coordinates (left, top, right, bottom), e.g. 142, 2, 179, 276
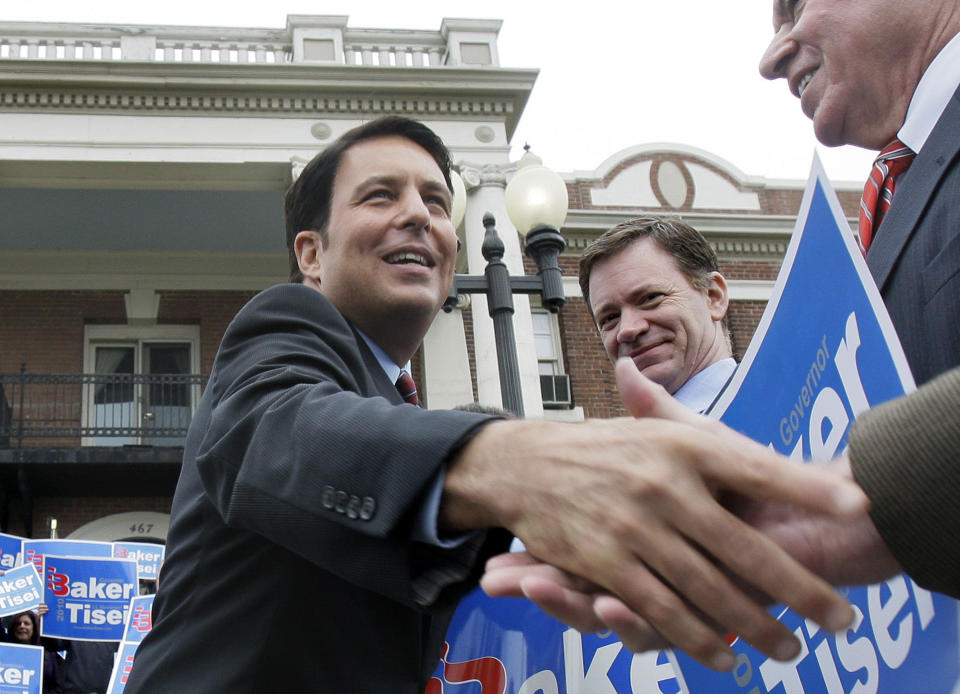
0, 368, 204, 447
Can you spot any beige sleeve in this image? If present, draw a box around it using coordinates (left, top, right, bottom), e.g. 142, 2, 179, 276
849, 367, 960, 598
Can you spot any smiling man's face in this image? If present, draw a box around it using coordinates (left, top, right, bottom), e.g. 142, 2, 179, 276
758, 0, 930, 149
589, 237, 729, 395
312, 135, 457, 358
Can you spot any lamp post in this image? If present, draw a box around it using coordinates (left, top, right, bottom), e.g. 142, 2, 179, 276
444, 150, 568, 416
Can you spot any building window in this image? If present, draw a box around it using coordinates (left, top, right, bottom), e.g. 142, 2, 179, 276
531, 310, 571, 408
83, 326, 200, 446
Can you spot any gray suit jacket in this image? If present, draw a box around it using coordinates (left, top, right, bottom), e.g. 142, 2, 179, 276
124, 283, 507, 693
867, 83, 960, 386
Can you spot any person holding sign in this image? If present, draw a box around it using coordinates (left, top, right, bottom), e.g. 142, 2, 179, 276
124, 116, 866, 693
4, 609, 62, 694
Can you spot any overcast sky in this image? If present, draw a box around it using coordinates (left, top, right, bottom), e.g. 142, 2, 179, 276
4, 0, 876, 185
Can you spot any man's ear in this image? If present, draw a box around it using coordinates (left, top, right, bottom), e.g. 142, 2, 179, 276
294, 231, 324, 287
705, 272, 729, 321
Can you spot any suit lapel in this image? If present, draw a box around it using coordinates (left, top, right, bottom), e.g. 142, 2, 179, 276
351, 325, 405, 404
868, 84, 960, 289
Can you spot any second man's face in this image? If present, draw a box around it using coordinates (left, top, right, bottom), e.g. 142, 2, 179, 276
589, 237, 729, 395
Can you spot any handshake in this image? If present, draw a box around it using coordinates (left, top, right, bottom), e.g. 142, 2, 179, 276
452, 359, 901, 672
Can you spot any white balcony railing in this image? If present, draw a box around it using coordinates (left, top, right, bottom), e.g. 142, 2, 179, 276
0, 16, 501, 68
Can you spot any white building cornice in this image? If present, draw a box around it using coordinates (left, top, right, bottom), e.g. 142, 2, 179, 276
561, 209, 799, 260
0, 62, 537, 135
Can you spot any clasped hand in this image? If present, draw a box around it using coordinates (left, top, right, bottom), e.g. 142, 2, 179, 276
480, 358, 867, 671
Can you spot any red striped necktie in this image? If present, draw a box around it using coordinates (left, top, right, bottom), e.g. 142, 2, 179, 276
858, 138, 915, 253
395, 370, 420, 406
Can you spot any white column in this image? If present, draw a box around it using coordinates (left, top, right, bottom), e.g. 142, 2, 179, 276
422, 308, 474, 410
460, 164, 544, 418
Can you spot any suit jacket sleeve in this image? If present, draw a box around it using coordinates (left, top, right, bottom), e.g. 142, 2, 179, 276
191, 283, 502, 607
849, 366, 960, 598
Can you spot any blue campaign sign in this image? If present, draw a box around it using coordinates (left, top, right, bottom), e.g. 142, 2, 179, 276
106, 643, 140, 694
40, 555, 138, 642
106, 595, 155, 694
0, 533, 23, 571
22, 539, 113, 577
709, 157, 915, 447
121, 595, 154, 644
0, 563, 43, 618
112, 542, 164, 581
430, 157, 960, 693
0, 643, 44, 694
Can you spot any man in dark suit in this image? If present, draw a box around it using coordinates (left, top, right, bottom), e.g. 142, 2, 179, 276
755, 0, 960, 603
759, 0, 960, 386
123, 116, 865, 692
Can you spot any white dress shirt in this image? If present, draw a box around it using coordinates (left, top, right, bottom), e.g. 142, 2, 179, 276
672, 357, 737, 414
898, 31, 960, 153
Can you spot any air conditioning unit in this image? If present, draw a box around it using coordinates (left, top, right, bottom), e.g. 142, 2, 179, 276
540, 374, 572, 408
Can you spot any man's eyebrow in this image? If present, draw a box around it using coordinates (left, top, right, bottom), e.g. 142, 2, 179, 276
354, 174, 401, 192
420, 179, 452, 199
353, 174, 450, 199
592, 282, 657, 317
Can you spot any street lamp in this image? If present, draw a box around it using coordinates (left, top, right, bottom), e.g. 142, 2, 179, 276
443, 150, 568, 416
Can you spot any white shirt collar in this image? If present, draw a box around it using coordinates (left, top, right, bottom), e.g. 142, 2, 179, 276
672, 357, 737, 414
898, 31, 960, 152
355, 328, 409, 385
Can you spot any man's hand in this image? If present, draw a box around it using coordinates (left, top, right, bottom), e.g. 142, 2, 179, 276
616, 357, 900, 587
445, 358, 867, 671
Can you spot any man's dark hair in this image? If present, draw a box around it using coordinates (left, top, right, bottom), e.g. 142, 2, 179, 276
579, 215, 723, 318
284, 116, 454, 282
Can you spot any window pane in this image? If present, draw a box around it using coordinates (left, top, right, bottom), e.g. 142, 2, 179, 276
535, 334, 556, 359
94, 347, 134, 404
531, 312, 557, 361
531, 312, 551, 335
144, 343, 190, 375
145, 343, 191, 407
538, 361, 556, 376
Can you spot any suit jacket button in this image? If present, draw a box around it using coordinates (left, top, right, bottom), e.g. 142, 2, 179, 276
359, 496, 376, 521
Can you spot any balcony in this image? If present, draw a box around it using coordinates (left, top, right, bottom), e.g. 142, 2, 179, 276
0, 16, 502, 68
0, 369, 203, 448
0, 369, 202, 498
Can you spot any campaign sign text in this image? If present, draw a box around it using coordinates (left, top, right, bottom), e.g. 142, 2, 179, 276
0, 534, 23, 571
22, 539, 113, 577
0, 643, 43, 694
429, 158, 959, 693
106, 595, 155, 694
41, 555, 138, 642
112, 543, 164, 581
0, 564, 43, 618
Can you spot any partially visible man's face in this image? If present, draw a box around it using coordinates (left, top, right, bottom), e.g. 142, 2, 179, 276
316, 135, 457, 339
758, 0, 928, 149
589, 237, 729, 395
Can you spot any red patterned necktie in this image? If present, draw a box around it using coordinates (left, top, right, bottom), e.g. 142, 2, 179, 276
395, 370, 420, 406
858, 138, 915, 253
